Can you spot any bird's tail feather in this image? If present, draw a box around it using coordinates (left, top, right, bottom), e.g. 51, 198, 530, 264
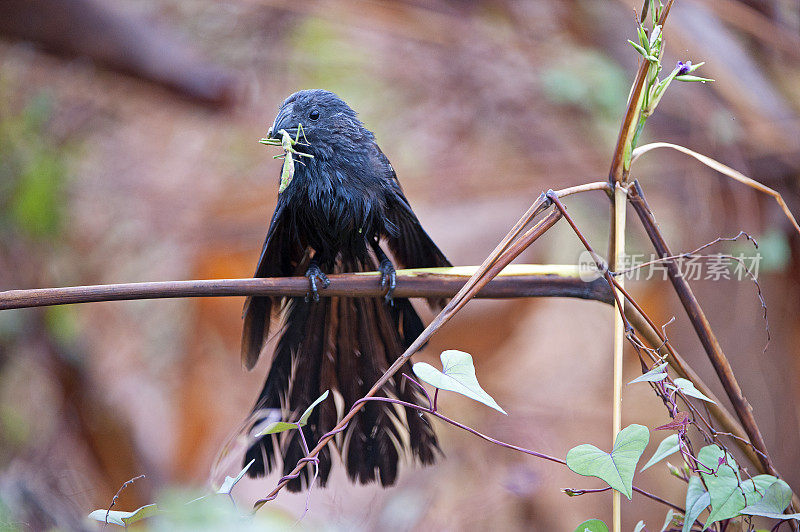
244, 258, 438, 491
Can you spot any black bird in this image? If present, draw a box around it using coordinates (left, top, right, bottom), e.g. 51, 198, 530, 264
242, 89, 451, 490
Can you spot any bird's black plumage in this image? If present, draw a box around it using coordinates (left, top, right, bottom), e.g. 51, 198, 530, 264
242, 89, 451, 490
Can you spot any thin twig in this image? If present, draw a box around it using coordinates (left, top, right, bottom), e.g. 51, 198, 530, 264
105, 474, 145, 525
615, 231, 757, 274
631, 142, 800, 236
354, 395, 566, 464
564, 485, 684, 513
628, 181, 786, 485
360, 394, 686, 514
253, 203, 564, 509
616, 234, 771, 350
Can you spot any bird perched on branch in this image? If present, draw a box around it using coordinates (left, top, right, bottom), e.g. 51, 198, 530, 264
241, 89, 451, 491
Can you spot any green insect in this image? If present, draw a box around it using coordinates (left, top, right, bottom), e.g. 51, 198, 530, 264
258, 123, 314, 193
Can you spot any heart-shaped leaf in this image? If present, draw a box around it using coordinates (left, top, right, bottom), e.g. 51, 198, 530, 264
641, 434, 680, 472
682, 476, 710, 532
699, 445, 744, 526
743, 475, 783, 504
217, 459, 255, 495
672, 378, 715, 404
413, 350, 506, 414
629, 363, 668, 384
741, 480, 795, 519
256, 390, 330, 437
573, 519, 609, 532
566, 424, 650, 499
698, 445, 778, 527
88, 504, 159, 526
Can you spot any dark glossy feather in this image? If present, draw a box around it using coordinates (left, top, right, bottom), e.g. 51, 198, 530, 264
242, 89, 448, 490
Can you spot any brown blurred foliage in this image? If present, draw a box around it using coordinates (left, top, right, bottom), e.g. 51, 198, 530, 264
1, 0, 800, 529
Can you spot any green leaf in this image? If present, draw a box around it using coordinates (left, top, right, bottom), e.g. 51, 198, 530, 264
667, 461, 687, 480
574, 519, 609, 532
675, 74, 714, 83
217, 459, 255, 495
629, 362, 668, 384
299, 390, 330, 425
641, 434, 680, 472
623, 138, 633, 171
697, 446, 777, 526
687, 61, 706, 73
741, 480, 794, 519
637, 25, 650, 52
566, 424, 650, 499
649, 24, 662, 47
651, 0, 659, 27
673, 378, 716, 403
629, 40, 647, 57
743, 475, 783, 504
660, 510, 675, 532
633, 520, 646, 532
256, 421, 298, 436
648, 66, 682, 112
413, 350, 506, 414
255, 390, 329, 436
749, 512, 800, 522
683, 476, 710, 532
88, 504, 159, 526
628, 40, 648, 58
699, 445, 742, 525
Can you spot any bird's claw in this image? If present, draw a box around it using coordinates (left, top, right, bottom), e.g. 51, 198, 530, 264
378, 258, 396, 305
304, 264, 330, 302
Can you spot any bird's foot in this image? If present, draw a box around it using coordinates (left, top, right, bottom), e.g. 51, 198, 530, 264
378, 258, 396, 305
304, 263, 330, 302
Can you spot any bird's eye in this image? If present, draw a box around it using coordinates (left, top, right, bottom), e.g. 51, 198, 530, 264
309, 109, 320, 121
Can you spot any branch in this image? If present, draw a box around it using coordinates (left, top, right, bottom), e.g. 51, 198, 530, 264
353, 395, 567, 465
255, 202, 564, 508
608, 0, 675, 184
548, 190, 775, 492
622, 304, 763, 469
0, 266, 612, 310
628, 181, 788, 485
357, 394, 684, 514
0, 181, 612, 311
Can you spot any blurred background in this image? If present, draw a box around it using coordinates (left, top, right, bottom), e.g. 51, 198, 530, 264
1, 0, 799, 529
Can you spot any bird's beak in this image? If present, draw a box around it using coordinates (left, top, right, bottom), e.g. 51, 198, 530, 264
269, 104, 294, 139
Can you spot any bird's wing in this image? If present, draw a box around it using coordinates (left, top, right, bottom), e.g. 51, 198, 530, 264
372, 145, 451, 307
241, 194, 298, 369
252, 195, 294, 278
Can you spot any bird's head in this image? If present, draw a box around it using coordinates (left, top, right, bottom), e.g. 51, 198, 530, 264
266, 89, 370, 157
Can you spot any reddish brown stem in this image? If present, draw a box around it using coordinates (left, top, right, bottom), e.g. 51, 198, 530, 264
565, 485, 684, 513
627, 181, 776, 476
608, 0, 675, 185
254, 207, 563, 507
